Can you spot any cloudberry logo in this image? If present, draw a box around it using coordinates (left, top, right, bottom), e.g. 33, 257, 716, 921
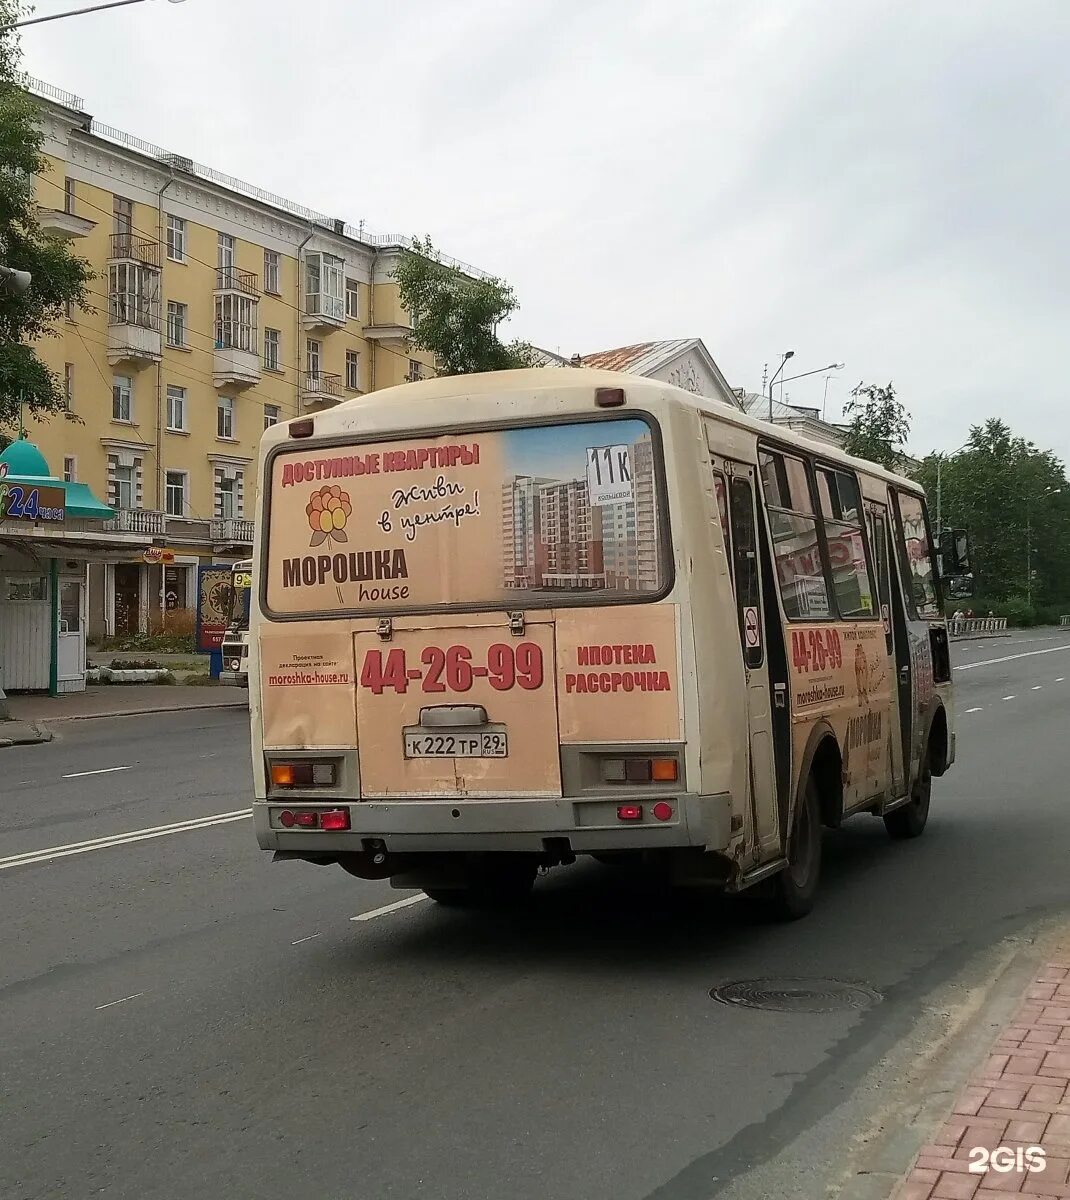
306, 485, 352, 547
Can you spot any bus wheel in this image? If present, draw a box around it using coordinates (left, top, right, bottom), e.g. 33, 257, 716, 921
768, 776, 822, 920
423, 858, 536, 908
884, 751, 932, 839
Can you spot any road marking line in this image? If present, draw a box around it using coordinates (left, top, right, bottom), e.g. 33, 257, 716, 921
1002, 695, 1016, 701
965, 707, 983, 713
350, 894, 430, 922
291, 933, 322, 946
955, 644, 1070, 671
1032, 685, 1043, 690
0, 810, 251, 872
1057, 678, 1065, 683
95, 992, 144, 1011
62, 765, 132, 779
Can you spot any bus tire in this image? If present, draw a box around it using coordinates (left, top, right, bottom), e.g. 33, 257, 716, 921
423, 858, 537, 908
884, 749, 932, 839
767, 775, 822, 920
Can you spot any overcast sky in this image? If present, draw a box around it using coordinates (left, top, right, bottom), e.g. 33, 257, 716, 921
21, 0, 1070, 462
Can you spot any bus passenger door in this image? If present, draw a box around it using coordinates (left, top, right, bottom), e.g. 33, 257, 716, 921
887, 493, 916, 794
865, 502, 905, 797
724, 463, 782, 854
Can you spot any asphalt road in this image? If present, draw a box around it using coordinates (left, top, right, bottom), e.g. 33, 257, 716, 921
2, 629, 1069, 1200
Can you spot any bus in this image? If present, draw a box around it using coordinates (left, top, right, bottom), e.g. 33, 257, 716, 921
248, 369, 970, 918
220, 559, 252, 687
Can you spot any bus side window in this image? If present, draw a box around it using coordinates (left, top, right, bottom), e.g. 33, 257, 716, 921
758, 449, 833, 621
815, 466, 876, 619
729, 476, 763, 668
867, 507, 893, 648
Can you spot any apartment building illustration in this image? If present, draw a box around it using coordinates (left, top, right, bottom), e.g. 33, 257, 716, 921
501, 434, 659, 593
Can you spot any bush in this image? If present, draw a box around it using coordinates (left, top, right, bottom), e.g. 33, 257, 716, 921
1000, 596, 1035, 627
109, 658, 161, 670
96, 632, 196, 654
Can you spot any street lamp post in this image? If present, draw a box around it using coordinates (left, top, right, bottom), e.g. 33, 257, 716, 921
1, 0, 185, 32
767, 350, 794, 422
1026, 486, 1062, 608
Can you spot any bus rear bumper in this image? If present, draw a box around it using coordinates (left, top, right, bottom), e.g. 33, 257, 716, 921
254, 792, 733, 855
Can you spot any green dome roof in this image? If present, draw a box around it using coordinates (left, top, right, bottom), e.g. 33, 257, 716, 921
0, 437, 51, 478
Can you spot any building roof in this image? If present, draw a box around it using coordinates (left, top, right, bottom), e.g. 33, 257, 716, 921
25, 76, 493, 281
580, 339, 703, 375
740, 392, 845, 447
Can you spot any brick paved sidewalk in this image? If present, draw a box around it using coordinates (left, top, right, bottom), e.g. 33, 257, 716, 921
895, 953, 1070, 1198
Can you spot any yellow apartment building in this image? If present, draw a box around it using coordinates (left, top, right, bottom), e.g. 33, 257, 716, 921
21, 77, 485, 639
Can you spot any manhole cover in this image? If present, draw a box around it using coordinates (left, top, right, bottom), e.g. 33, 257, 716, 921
709, 978, 882, 1013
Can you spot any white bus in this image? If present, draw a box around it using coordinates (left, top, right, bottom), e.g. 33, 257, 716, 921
248, 369, 969, 918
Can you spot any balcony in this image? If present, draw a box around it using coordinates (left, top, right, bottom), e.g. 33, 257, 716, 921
109, 233, 160, 267
304, 290, 345, 330
213, 342, 261, 389
215, 266, 260, 297
364, 319, 413, 343
37, 207, 95, 239
104, 508, 166, 536
107, 292, 162, 367
301, 372, 343, 410
211, 517, 255, 546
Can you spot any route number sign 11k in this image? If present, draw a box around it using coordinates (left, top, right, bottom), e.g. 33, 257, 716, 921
586, 445, 634, 506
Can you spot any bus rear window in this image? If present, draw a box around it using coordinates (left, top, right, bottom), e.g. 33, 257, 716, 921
263, 417, 666, 615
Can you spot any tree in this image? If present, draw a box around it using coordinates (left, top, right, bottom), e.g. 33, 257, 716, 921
915, 419, 1070, 605
840, 381, 911, 470
394, 236, 535, 376
1, 7, 92, 431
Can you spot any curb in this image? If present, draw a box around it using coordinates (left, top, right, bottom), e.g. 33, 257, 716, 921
40, 699, 248, 723
0, 723, 55, 747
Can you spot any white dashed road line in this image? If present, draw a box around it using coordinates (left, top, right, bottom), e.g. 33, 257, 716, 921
1032, 685, 1043, 691
62, 765, 132, 780
1002, 696, 1016, 701
0, 810, 251, 872
965, 707, 983, 713
291, 933, 322, 946
955, 644, 1070, 671
95, 992, 145, 1011
350, 894, 430, 922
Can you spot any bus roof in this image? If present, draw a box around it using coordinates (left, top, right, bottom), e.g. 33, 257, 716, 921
271, 367, 924, 495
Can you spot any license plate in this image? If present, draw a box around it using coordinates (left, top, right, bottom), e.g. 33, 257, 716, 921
403, 729, 508, 758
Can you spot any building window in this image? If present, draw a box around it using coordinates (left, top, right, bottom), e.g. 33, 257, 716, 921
164, 472, 183, 518
217, 394, 235, 440
113, 194, 132, 236
109, 262, 160, 329
165, 471, 187, 517
64, 363, 74, 410
264, 249, 280, 295
407, 359, 424, 382
215, 293, 257, 352
112, 375, 133, 423
218, 232, 235, 270
217, 476, 237, 520
264, 327, 280, 371
305, 251, 344, 321
63, 456, 77, 483
345, 278, 360, 320
166, 300, 187, 348
166, 384, 187, 432
65, 298, 74, 321
306, 338, 321, 379
113, 464, 134, 510
264, 404, 280, 430
64, 178, 75, 215
345, 349, 361, 391
166, 214, 186, 262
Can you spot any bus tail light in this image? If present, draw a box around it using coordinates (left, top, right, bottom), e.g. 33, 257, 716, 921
270, 760, 338, 788
601, 756, 679, 785
652, 801, 674, 822
289, 417, 315, 438
616, 804, 643, 821
319, 808, 351, 832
